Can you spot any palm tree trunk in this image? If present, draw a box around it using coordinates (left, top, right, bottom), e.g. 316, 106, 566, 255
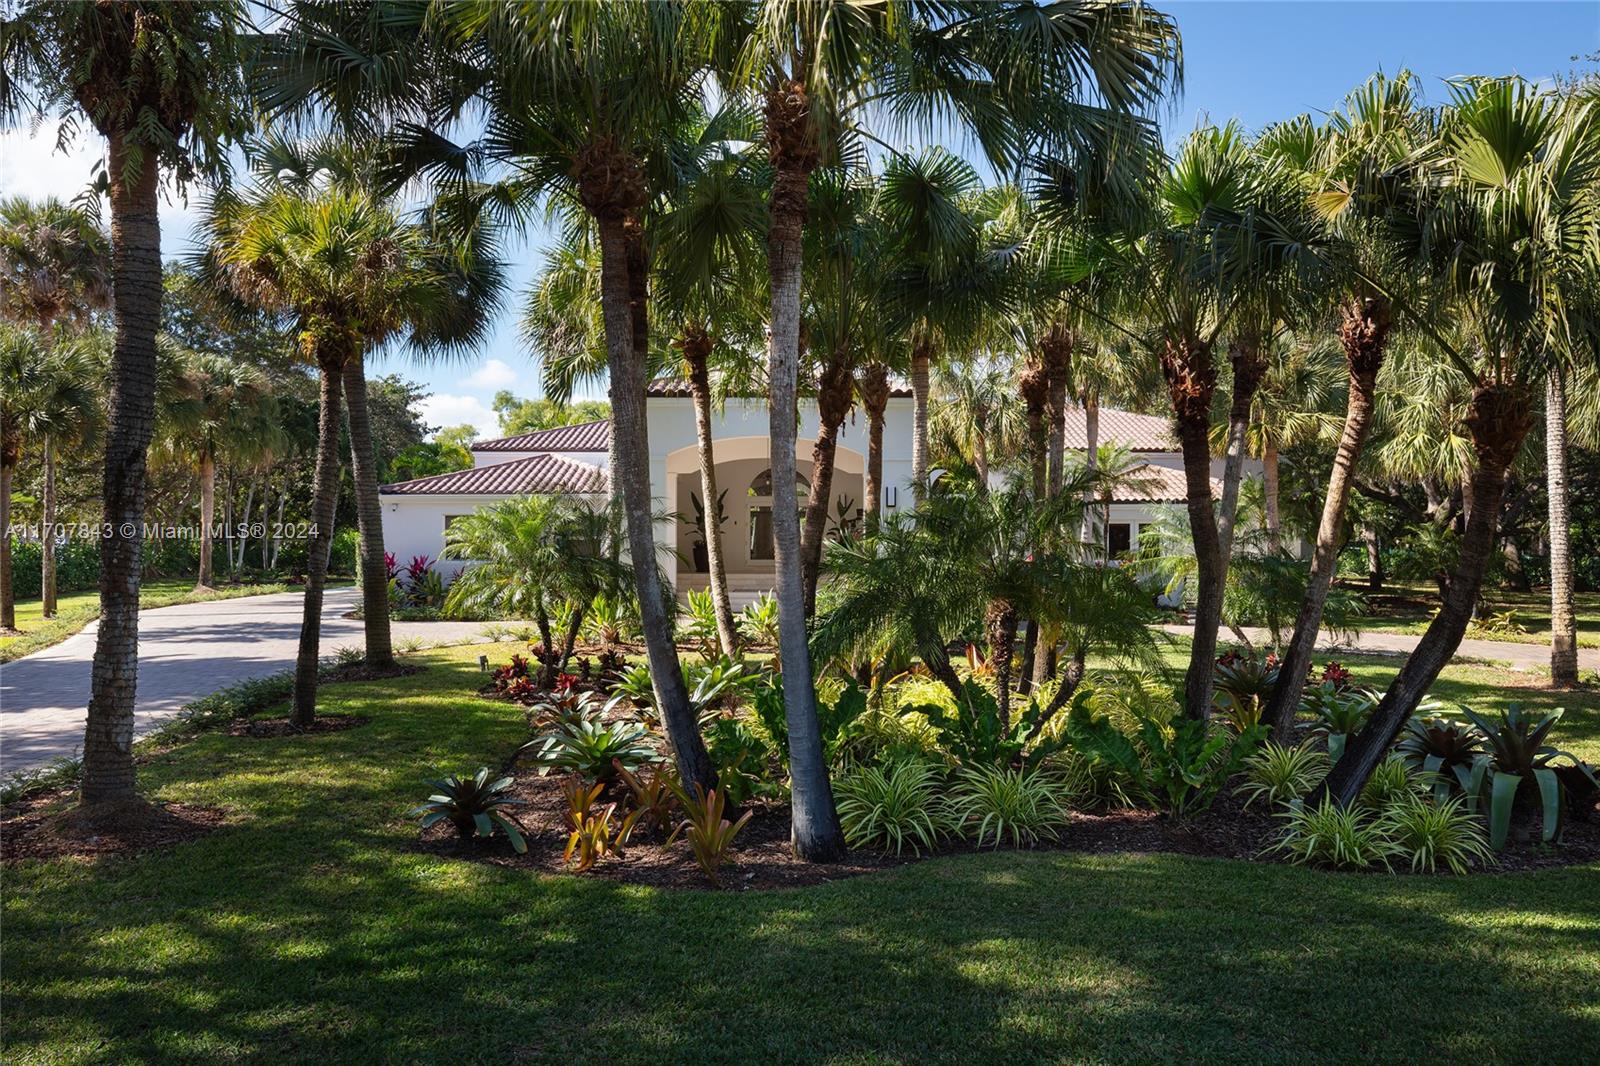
1263, 438, 1281, 554
1364, 523, 1383, 591
1265, 300, 1388, 735
910, 339, 932, 502
196, 452, 216, 588
1017, 357, 1050, 688
1547, 366, 1578, 687
290, 354, 346, 727
1159, 336, 1224, 721
81, 135, 162, 808
1082, 391, 1100, 546
41, 434, 58, 617
973, 431, 989, 497
986, 600, 1019, 735
860, 364, 888, 529
801, 351, 853, 616
765, 102, 845, 860
1042, 323, 1072, 498
0, 448, 14, 632
235, 478, 256, 575
681, 326, 738, 657
1217, 338, 1265, 560
595, 209, 715, 793
342, 353, 395, 669
1321, 382, 1532, 805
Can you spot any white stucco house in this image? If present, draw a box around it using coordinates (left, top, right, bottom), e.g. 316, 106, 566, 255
380, 380, 1243, 606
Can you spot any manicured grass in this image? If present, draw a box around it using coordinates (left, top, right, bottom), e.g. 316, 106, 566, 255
0, 580, 339, 663
1351, 581, 1600, 648
4, 645, 1598, 1064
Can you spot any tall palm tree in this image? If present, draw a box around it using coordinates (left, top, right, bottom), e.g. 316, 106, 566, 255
0, 323, 47, 631
198, 156, 497, 722
1546, 365, 1579, 686
1323, 78, 1600, 804
24, 330, 104, 618
2, 0, 250, 810
154, 346, 279, 590
1259, 75, 1432, 734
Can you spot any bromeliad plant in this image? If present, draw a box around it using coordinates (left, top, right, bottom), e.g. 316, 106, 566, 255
1305, 686, 1378, 761
1460, 705, 1594, 850
1212, 652, 1280, 731
563, 780, 640, 873
1395, 715, 1487, 803
408, 768, 529, 854
665, 781, 754, 887
520, 714, 659, 786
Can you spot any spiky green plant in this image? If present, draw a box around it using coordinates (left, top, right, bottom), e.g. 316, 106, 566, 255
1270, 798, 1399, 871
408, 768, 528, 854
835, 759, 955, 857
1236, 742, 1330, 810
1358, 756, 1423, 811
1379, 794, 1495, 875
948, 765, 1067, 848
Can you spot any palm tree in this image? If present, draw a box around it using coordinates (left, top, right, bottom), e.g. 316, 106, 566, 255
1547, 365, 1579, 686
1259, 75, 1432, 734
1, 0, 250, 809
154, 346, 279, 590
1323, 78, 1600, 804
25, 331, 104, 618
0, 324, 48, 631
198, 151, 497, 722
931, 359, 1024, 496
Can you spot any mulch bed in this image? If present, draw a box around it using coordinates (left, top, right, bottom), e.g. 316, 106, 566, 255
413, 766, 1600, 890
230, 714, 372, 738
1, 792, 228, 863
320, 661, 426, 684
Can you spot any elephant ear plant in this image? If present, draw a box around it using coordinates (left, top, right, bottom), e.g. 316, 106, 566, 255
1461, 706, 1593, 850
409, 768, 529, 854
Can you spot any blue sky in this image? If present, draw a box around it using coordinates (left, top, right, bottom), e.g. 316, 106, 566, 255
1, 1, 1594, 438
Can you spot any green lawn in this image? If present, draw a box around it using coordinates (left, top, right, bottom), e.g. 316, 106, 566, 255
4, 645, 1598, 1064
1350, 581, 1600, 649
0, 580, 334, 663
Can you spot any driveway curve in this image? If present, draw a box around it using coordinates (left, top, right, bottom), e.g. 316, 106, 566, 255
0, 587, 490, 774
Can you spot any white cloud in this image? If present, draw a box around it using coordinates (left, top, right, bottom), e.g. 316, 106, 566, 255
462, 358, 521, 391
417, 393, 500, 440
0, 120, 206, 256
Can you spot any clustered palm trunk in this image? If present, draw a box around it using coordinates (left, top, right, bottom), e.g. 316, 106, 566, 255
678, 322, 738, 657
1016, 356, 1050, 691
1217, 333, 1266, 559
858, 363, 889, 529
196, 451, 217, 589
577, 140, 716, 795
291, 347, 347, 727
1546, 366, 1578, 688
81, 136, 162, 805
909, 338, 932, 502
764, 79, 846, 862
1321, 382, 1533, 803
1160, 335, 1225, 721
800, 351, 854, 616
0, 422, 17, 632
1266, 298, 1390, 733
39, 434, 57, 616
342, 352, 395, 669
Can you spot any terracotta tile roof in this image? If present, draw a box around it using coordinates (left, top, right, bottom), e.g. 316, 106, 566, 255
645, 377, 913, 398
1064, 407, 1175, 451
380, 453, 607, 496
471, 418, 610, 453
1112, 462, 1219, 504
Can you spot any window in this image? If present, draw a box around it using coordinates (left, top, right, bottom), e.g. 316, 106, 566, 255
1108, 522, 1132, 555
750, 506, 774, 560
749, 468, 809, 498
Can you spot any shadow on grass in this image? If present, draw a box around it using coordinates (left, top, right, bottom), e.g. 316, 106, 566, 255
5, 650, 1599, 1064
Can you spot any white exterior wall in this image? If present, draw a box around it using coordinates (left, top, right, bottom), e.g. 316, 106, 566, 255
381, 492, 606, 580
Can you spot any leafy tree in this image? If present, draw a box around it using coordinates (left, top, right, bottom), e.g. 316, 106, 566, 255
491, 392, 610, 438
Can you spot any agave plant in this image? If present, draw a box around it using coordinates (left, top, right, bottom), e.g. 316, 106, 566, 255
1461, 705, 1592, 849
1395, 715, 1487, 802
408, 768, 528, 854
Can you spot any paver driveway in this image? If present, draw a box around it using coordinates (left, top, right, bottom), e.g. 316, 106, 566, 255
0, 587, 489, 774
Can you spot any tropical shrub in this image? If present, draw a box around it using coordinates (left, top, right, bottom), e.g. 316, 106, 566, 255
1462, 705, 1592, 849
898, 680, 1072, 768
520, 716, 659, 785
834, 758, 954, 856
948, 764, 1066, 848
1063, 702, 1261, 818
1358, 756, 1424, 811
1236, 742, 1329, 810
581, 592, 635, 646
1379, 794, 1495, 874
1212, 651, 1279, 731
665, 782, 753, 886
753, 677, 871, 766
1395, 715, 1488, 801
1269, 798, 1398, 871
408, 768, 528, 854
680, 588, 723, 661
703, 715, 781, 807
685, 656, 761, 718
1305, 685, 1377, 761
738, 592, 780, 647
563, 780, 638, 872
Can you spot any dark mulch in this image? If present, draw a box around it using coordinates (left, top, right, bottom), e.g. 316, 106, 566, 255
412, 766, 1600, 891
320, 661, 426, 684
1, 793, 228, 863
230, 714, 372, 738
